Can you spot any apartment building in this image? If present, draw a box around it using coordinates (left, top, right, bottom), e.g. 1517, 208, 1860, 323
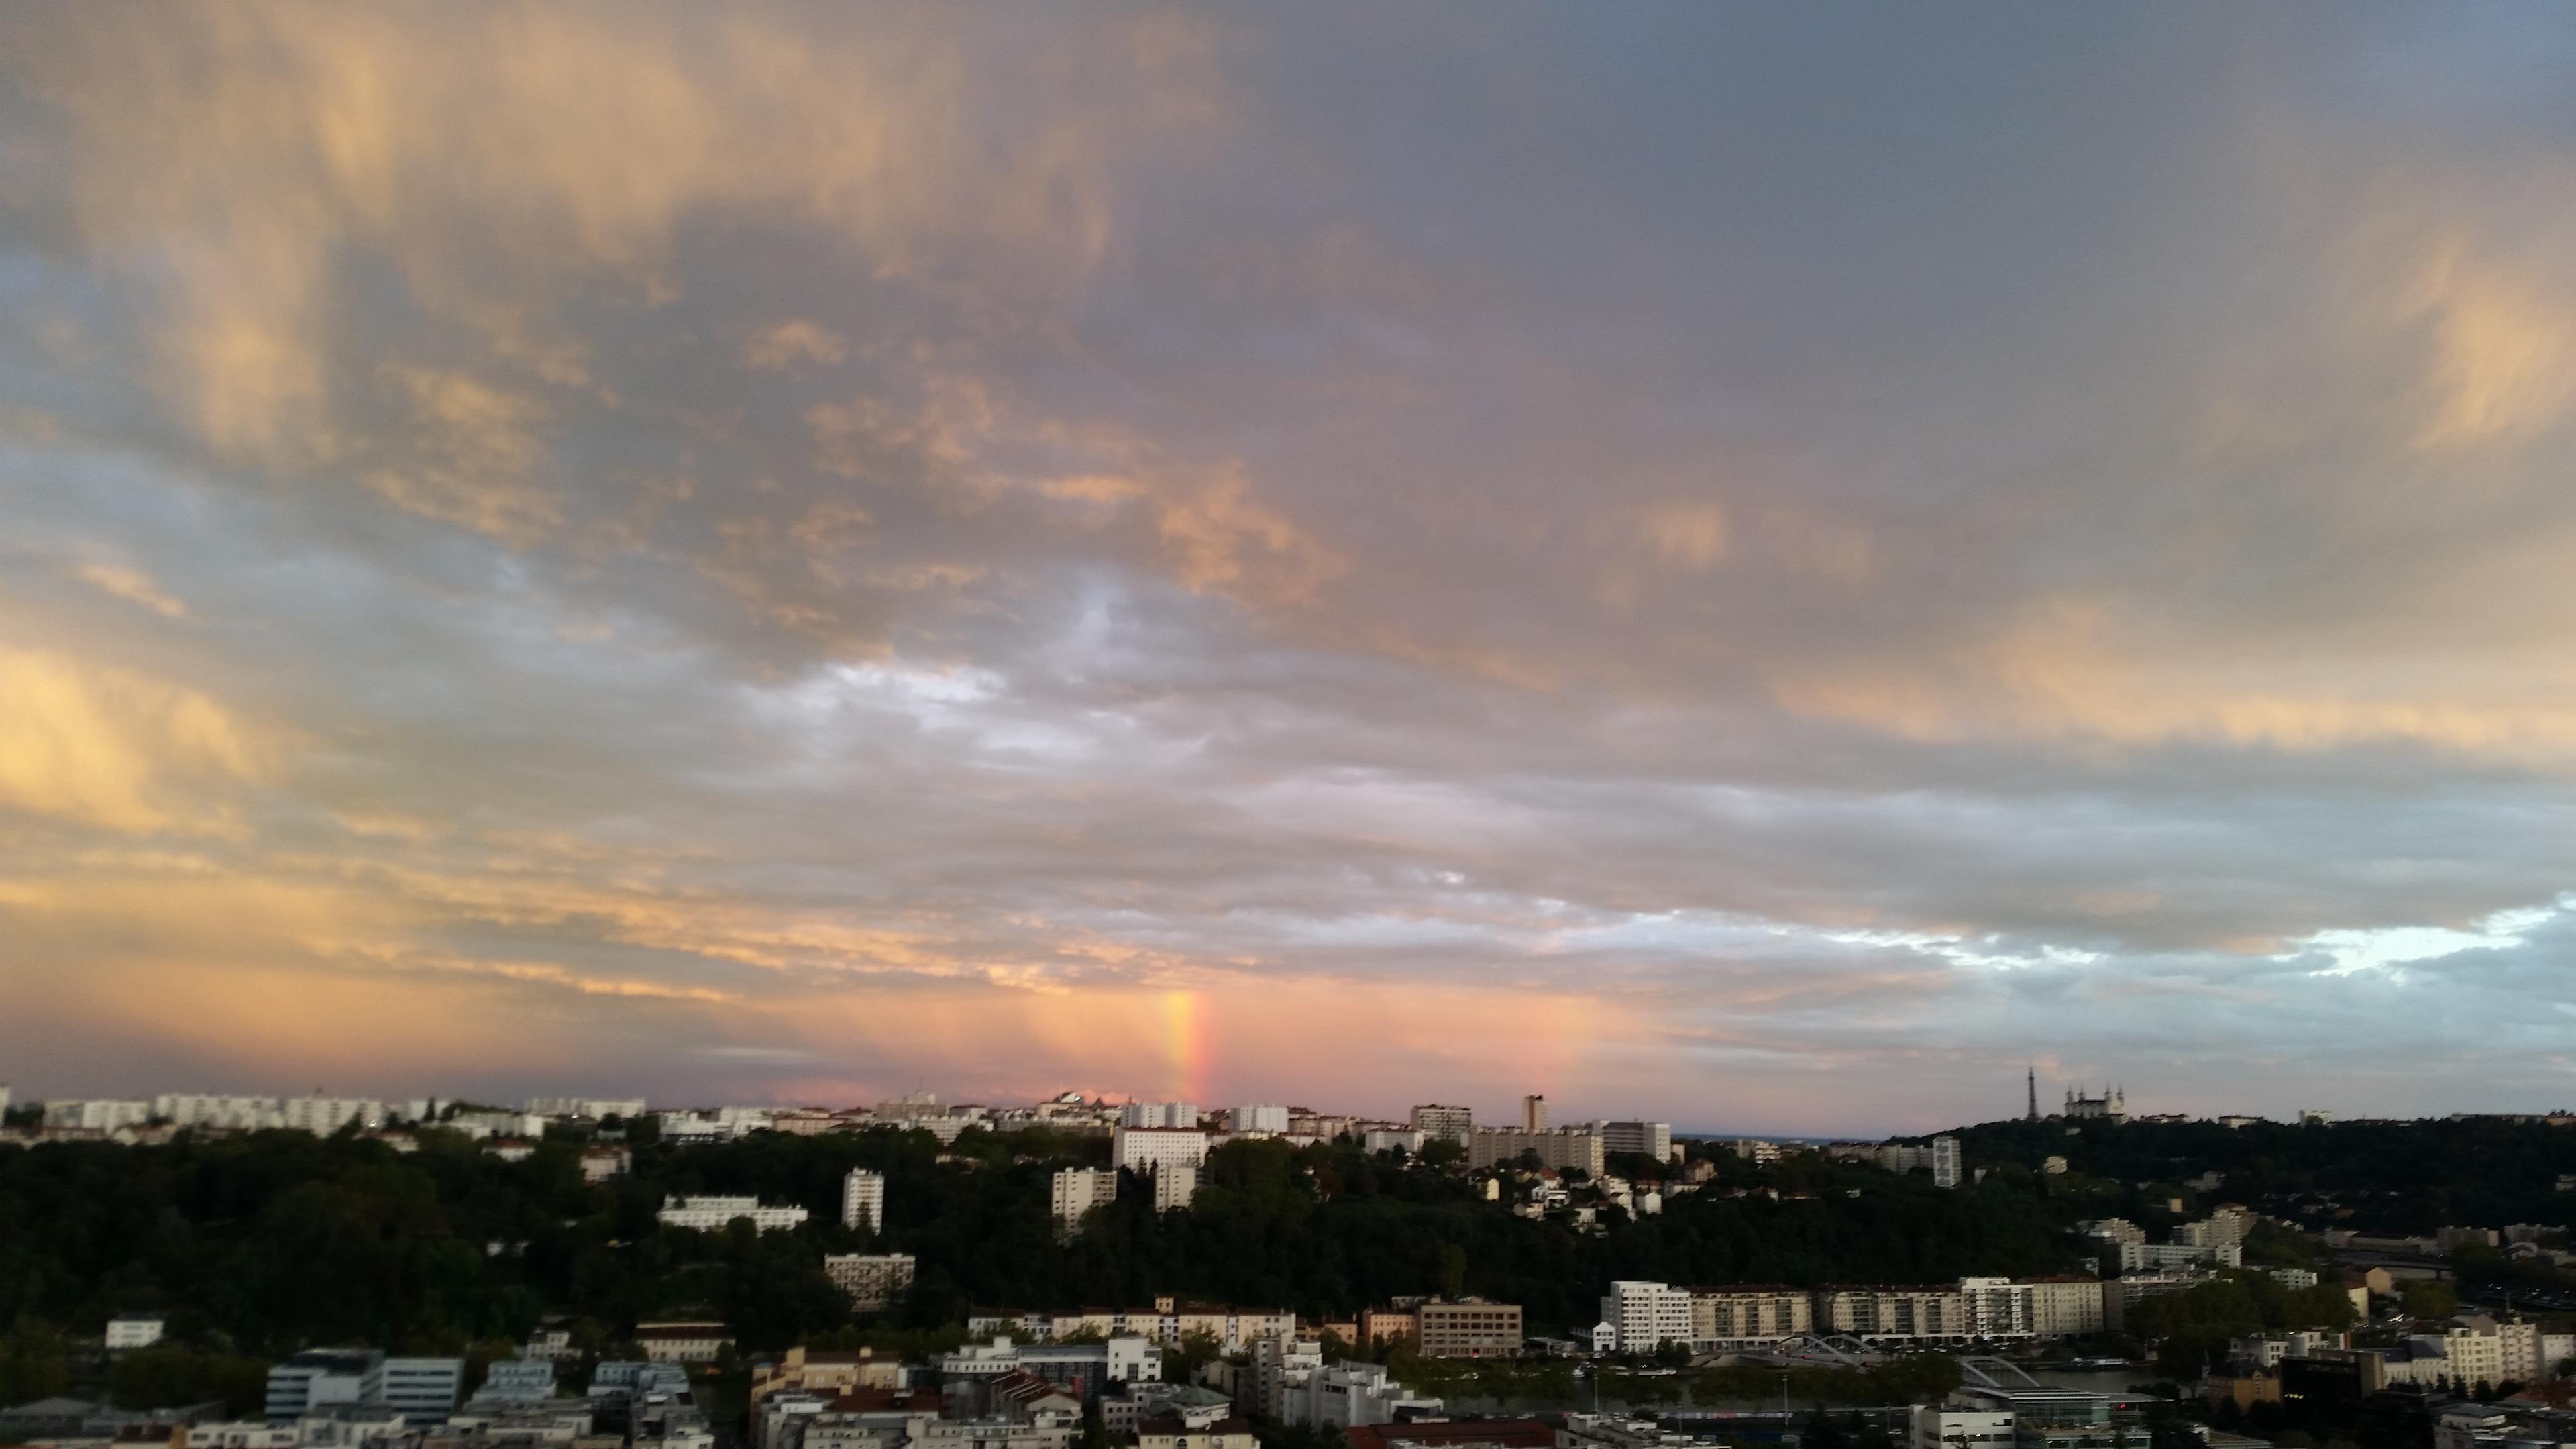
1113, 1127, 1209, 1173
657, 1195, 811, 1232
1599, 1122, 1672, 1160
1226, 1105, 1289, 1135
1598, 1282, 1695, 1353
1688, 1287, 1813, 1348
823, 1254, 916, 1311
1812, 1286, 1974, 1346
841, 1169, 885, 1233
1409, 1106, 1474, 1144
1051, 1167, 1118, 1231
1467, 1127, 1605, 1177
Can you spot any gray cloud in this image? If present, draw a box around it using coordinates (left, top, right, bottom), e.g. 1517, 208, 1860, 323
2, 3, 2575, 1133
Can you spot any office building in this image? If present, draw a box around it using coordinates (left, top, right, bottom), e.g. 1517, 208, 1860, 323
264, 1351, 462, 1425
841, 1169, 885, 1233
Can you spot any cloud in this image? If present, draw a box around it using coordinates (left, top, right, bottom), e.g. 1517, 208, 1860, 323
75, 561, 187, 617
743, 321, 850, 372
0, 646, 260, 833
8, 5, 2576, 1130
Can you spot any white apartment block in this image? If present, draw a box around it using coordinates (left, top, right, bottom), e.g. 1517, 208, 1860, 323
1227, 1104, 1289, 1134
1599, 1281, 1695, 1353
657, 1194, 811, 1232
2118, 1242, 2241, 1272
1409, 1105, 1473, 1144
975, 1300, 1294, 1354
2174, 1206, 2255, 1248
823, 1253, 916, 1311
841, 1169, 885, 1232
1362, 1129, 1424, 1155
1600, 1122, 1672, 1160
1689, 1287, 1813, 1348
1932, 1136, 1961, 1189
525, 1097, 649, 1120
105, 1314, 167, 1349
1051, 1167, 1118, 1230
1152, 1165, 1199, 1212
44, 1099, 153, 1131
1114, 1126, 1210, 1172
1121, 1103, 1200, 1130
1955, 1279, 2035, 1340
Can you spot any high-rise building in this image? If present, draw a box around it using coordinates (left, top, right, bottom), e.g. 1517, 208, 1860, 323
1597, 1281, 1694, 1353
1228, 1104, 1289, 1134
1121, 1102, 1200, 1129
1409, 1104, 1472, 1144
841, 1168, 885, 1233
1600, 1122, 1671, 1159
1931, 1135, 1962, 1189
1152, 1164, 1199, 1212
1468, 1127, 1603, 1177
1052, 1167, 1118, 1230
1522, 1095, 1548, 1132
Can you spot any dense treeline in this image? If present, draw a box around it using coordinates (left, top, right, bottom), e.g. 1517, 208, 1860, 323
0, 1123, 2081, 1373
1945, 1116, 2576, 1236
12, 1110, 2563, 1402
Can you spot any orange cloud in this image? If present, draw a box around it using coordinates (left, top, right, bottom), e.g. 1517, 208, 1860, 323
0, 646, 261, 833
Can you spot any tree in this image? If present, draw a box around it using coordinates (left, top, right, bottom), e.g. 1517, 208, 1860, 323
2398, 1281, 2457, 1320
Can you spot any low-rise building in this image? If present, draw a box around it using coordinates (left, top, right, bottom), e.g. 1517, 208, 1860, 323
1137, 1414, 1255, 1449
105, 1313, 167, 1350
657, 1195, 810, 1232
635, 1324, 734, 1365
751, 1347, 905, 1407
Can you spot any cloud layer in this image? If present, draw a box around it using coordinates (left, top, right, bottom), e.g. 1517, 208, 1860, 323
5, 4, 2576, 1132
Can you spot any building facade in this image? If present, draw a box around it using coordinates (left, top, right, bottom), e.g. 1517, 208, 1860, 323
658, 1195, 811, 1232
1599, 1122, 1672, 1160
823, 1254, 917, 1311
1415, 1300, 1523, 1358
841, 1169, 885, 1233
1051, 1167, 1118, 1231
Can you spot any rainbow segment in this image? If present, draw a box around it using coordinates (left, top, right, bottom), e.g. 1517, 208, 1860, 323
1161, 989, 1210, 1102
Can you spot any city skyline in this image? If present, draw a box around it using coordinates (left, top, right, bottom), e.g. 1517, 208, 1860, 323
7, 6, 2576, 1133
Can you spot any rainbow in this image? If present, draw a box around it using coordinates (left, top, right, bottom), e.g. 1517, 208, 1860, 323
1161, 989, 1210, 1102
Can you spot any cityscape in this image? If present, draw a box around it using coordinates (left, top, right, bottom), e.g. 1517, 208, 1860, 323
7, 10, 2576, 1449
9, 1082, 2576, 1449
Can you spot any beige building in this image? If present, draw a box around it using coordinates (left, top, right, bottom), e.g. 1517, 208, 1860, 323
636, 1323, 733, 1364
1813, 1286, 1974, 1345
1417, 1299, 1523, 1358
1689, 1287, 1813, 1347
751, 1346, 904, 1405
2025, 1276, 2107, 1336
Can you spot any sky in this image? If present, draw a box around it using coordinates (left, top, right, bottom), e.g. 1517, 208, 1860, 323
6, 5, 2576, 1136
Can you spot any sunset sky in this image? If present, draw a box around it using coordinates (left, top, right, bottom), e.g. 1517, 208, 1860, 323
7, 5, 2576, 1134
